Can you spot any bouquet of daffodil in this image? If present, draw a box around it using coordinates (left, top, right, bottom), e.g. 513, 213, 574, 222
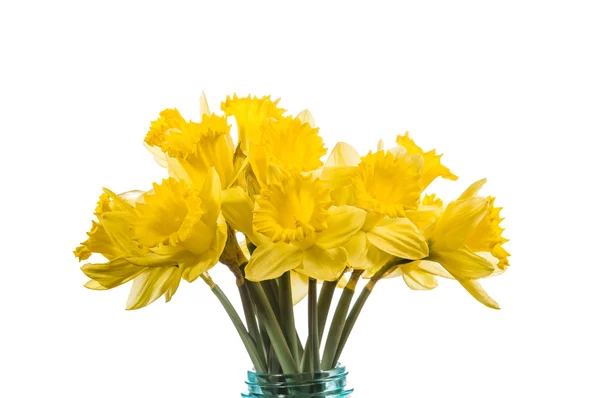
74, 93, 509, 380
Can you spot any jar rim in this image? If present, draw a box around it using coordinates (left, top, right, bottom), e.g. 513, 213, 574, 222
249, 363, 346, 378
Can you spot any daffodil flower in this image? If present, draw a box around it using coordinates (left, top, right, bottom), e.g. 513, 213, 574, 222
248, 115, 327, 187
317, 142, 432, 273
321, 135, 457, 210
145, 106, 236, 189
352, 149, 424, 217
221, 94, 286, 154
224, 167, 366, 281
402, 179, 510, 308
75, 169, 227, 309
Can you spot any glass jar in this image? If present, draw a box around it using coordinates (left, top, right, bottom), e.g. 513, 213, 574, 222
242, 364, 353, 397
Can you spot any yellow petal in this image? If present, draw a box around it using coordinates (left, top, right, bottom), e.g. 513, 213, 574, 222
296, 109, 316, 127
84, 279, 108, 290
145, 142, 169, 168
200, 91, 210, 115
359, 242, 394, 275
324, 142, 361, 168
367, 218, 429, 260
102, 188, 136, 214
296, 246, 347, 281
430, 247, 495, 279
431, 196, 487, 252
245, 241, 303, 281
476, 252, 507, 276
405, 194, 444, 233
81, 259, 145, 289
458, 178, 487, 200
319, 142, 361, 193
364, 242, 393, 272
165, 156, 193, 183
222, 186, 255, 238
403, 269, 438, 290
316, 206, 366, 249
126, 266, 181, 310
181, 217, 228, 282
416, 260, 454, 279
344, 231, 368, 268
199, 167, 222, 226
459, 279, 500, 309
290, 271, 309, 305
165, 273, 182, 303
101, 208, 188, 268
101, 212, 147, 258
229, 155, 249, 189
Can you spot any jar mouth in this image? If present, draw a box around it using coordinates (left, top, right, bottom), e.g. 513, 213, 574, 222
243, 363, 353, 397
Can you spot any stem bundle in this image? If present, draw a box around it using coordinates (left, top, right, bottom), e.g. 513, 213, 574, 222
205, 255, 409, 375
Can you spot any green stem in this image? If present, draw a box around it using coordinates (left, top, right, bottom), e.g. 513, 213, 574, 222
331, 285, 372, 366
210, 284, 266, 373
262, 280, 281, 317
279, 272, 300, 364
295, 331, 304, 360
300, 277, 341, 371
239, 283, 266, 365
308, 278, 320, 372
258, 319, 271, 370
317, 280, 337, 343
332, 258, 411, 365
260, 279, 282, 371
268, 345, 280, 374
321, 269, 363, 370
248, 281, 298, 374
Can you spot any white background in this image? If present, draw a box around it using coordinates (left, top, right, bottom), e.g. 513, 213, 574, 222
1, 1, 599, 397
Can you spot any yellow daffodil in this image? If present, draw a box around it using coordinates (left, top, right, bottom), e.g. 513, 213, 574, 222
321, 135, 456, 211
76, 170, 227, 309
320, 141, 424, 217
317, 142, 430, 273
230, 167, 365, 281
396, 132, 458, 188
221, 94, 286, 154
75, 189, 181, 309
249, 115, 327, 187
402, 179, 509, 309
352, 149, 423, 217
145, 106, 235, 189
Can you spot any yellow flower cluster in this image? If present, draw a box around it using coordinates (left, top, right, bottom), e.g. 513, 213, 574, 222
75, 93, 509, 310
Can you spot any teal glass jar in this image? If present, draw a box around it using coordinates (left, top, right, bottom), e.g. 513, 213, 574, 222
242, 364, 353, 397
